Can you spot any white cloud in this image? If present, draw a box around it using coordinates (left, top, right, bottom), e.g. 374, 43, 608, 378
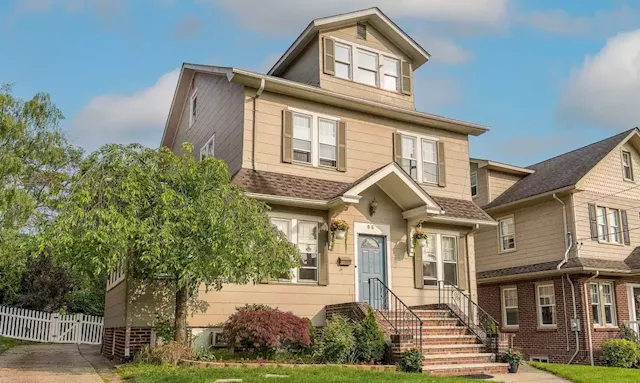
207, 0, 509, 35
68, 69, 179, 152
559, 30, 640, 129
416, 36, 473, 64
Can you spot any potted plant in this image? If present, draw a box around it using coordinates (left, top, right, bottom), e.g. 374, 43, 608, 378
412, 229, 429, 248
330, 219, 349, 240
503, 348, 523, 373
485, 319, 499, 338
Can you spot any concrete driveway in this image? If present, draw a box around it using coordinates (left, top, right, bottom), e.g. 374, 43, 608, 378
0, 344, 105, 383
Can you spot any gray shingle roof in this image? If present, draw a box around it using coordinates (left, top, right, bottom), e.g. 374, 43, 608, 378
232, 168, 491, 223
484, 129, 637, 209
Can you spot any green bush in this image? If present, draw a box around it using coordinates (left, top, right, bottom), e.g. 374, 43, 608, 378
314, 316, 356, 363
602, 339, 640, 368
398, 349, 423, 373
354, 308, 386, 363
195, 348, 217, 362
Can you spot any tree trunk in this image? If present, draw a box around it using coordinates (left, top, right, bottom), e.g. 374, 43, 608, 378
174, 285, 189, 344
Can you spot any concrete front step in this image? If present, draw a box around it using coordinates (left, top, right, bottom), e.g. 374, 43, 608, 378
424, 363, 509, 376
422, 344, 486, 354
422, 335, 479, 345
422, 352, 495, 366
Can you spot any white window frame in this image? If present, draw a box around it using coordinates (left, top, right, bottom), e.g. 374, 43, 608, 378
596, 206, 623, 245
356, 48, 379, 87
397, 130, 439, 185
498, 215, 516, 253
189, 88, 198, 127
591, 281, 617, 327
470, 171, 478, 197
334, 41, 352, 81
421, 231, 460, 288
622, 150, 634, 181
329, 37, 404, 94
270, 214, 323, 285
501, 286, 519, 328
289, 107, 340, 169
536, 282, 556, 328
200, 133, 215, 160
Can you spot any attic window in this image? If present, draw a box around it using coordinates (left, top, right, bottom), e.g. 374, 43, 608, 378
357, 23, 367, 40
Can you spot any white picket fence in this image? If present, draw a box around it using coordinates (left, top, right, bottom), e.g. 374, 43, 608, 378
0, 306, 104, 345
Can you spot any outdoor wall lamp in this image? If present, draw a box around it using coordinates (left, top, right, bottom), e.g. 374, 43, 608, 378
369, 197, 378, 217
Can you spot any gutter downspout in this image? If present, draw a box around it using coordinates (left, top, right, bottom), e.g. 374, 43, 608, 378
584, 271, 600, 366
252, 78, 266, 171
554, 194, 579, 362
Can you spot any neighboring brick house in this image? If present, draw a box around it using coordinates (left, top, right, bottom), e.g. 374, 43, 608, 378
102, 8, 508, 375
473, 128, 640, 365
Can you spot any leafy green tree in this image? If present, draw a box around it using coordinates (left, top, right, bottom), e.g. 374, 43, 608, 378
0, 84, 81, 302
48, 143, 299, 343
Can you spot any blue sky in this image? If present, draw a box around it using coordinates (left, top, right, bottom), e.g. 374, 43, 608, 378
1, 0, 639, 166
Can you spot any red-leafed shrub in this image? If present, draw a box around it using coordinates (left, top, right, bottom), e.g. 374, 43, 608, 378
222, 308, 311, 357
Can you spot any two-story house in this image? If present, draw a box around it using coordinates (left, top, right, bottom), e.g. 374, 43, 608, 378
102, 8, 505, 375
473, 128, 640, 365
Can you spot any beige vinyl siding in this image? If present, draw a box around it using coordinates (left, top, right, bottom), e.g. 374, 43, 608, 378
103, 280, 127, 328
172, 73, 245, 175
573, 191, 640, 260
243, 90, 473, 200
127, 279, 176, 327
281, 38, 320, 86
488, 170, 522, 202
475, 198, 568, 272
318, 25, 414, 110
471, 164, 490, 207
572, 142, 640, 260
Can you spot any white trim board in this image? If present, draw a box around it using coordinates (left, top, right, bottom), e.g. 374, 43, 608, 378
353, 222, 392, 303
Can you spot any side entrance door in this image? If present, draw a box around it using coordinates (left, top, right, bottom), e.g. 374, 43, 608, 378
631, 287, 640, 334
358, 235, 386, 308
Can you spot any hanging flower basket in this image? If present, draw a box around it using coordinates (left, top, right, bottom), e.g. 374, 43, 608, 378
413, 229, 429, 248
330, 219, 350, 250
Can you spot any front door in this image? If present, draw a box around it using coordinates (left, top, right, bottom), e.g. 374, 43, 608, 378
358, 235, 386, 306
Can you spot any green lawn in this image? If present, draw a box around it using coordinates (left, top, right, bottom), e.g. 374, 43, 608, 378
531, 362, 640, 383
0, 336, 29, 355
119, 364, 477, 383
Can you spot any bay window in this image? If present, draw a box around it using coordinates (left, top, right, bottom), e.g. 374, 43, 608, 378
271, 217, 319, 284
422, 233, 459, 287
591, 281, 616, 326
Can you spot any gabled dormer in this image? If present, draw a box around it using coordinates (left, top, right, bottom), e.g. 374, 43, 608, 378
268, 8, 430, 110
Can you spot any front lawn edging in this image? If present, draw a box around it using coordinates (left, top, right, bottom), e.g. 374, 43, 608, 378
180, 359, 399, 372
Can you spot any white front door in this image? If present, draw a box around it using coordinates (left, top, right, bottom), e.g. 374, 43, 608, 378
628, 284, 640, 334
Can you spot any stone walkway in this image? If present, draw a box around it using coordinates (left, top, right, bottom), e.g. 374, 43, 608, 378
0, 344, 105, 383
489, 364, 571, 383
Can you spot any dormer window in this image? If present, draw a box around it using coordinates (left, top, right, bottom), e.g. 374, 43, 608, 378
622, 150, 633, 181
356, 49, 378, 87
334, 42, 352, 80
383, 57, 400, 92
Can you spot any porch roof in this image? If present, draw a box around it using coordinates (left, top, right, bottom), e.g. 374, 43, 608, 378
232, 165, 494, 225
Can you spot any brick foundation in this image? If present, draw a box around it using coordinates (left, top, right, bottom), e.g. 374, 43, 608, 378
478, 274, 638, 364
101, 326, 152, 361
325, 302, 368, 322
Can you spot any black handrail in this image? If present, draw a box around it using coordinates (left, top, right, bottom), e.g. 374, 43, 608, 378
437, 280, 501, 352
368, 277, 423, 350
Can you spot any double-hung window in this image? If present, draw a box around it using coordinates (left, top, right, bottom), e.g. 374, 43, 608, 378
591, 281, 616, 326
382, 57, 400, 91
200, 133, 215, 160
622, 151, 634, 181
537, 283, 556, 327
356, 49, 379, 87
422, 233, 459, 287
498, 216, 516, 252
271, 217, 319, 284
399, 131, 439, 184
291, 109, 339, 168
189, 89, 197, 127
334, 42, 352, 80
328, 37, 405, 94
596, 206, 622, 244
470, 172, 478, 197
502, 287, 518, 327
